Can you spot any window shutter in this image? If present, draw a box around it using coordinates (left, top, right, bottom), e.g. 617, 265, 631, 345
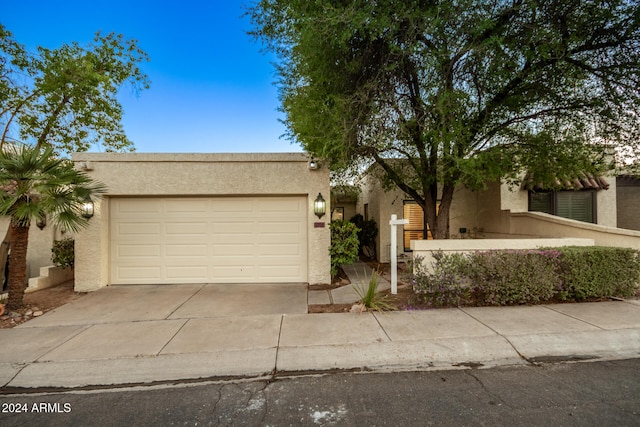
529, 192, 553, 214
556, 191, 594, 223
403, 201, 425, 251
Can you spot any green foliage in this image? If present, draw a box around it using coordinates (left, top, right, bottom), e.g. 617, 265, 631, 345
349, 214, 378, 258
410, 247, 640, 307
329, 220, 360, 276
52, 238, 74, 268
249, 0, 640, 238
554, 246, 640, 301
467, 250, 562, 305
0, 145, 106, 232
411, 254, 473, 307
0, 23, 150, 155
353, 270, 396, 311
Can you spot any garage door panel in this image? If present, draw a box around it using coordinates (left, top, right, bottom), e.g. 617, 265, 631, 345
166, 266, 208, 279
110, 197, 307, 284
116, 244, 161, 257
115, 266, 162, 281
165, 244, 208, 257
258, 244, 302, 256
211, 244, 253, 255
211, 266, 257, 279
211, 222, 255, 234
259, 221, 302, 234
165, 222, 209, 236
117, 222, 161, 236
115, 200, 162, 215
165, 199, 209, 215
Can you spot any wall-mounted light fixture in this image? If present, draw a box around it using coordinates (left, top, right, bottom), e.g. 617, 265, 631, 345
314, 193, 326, 219
308, 158, 318, 170
81, 195, 95, 219
36, 214, 47, 230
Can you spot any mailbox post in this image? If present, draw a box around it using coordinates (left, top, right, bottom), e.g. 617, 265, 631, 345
389, 214, 409, 294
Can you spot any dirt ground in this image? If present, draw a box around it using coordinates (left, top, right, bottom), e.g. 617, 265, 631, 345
308, 261, 420, 313
0, 281, 85, 328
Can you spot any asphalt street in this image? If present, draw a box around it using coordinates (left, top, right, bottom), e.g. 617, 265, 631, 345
1, 359, 639, 426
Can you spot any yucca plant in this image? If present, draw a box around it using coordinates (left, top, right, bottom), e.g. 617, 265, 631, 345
353, 270, 396, 312
0, 145, 105, 309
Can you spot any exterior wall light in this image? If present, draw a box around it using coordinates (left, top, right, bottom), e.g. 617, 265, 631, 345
36, 214, 47, 230
314, 193, 326, 219
308, 158, 318, 170
81, 195, 95, 219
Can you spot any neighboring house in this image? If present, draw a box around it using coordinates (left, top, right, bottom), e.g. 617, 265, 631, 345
357, 169, 640, 263
330, 186, 358, 222
72, 153, 331, 292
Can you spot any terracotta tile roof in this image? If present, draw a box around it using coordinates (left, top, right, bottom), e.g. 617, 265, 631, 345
522, 172, 610, 191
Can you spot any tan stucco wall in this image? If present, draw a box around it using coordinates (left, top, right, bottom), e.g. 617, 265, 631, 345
509, 211, 640, 249
0, 217, 66, 281
411, 237, 595, 272
72, 153, 331, 291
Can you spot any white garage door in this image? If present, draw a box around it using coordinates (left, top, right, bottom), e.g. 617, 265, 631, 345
109, 197, 308, 284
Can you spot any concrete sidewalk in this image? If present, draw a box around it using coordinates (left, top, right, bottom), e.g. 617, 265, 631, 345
1, 281, 639, 390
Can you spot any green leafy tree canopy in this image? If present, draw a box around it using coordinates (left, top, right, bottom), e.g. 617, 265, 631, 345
1, 24, 150, 155
249, 0, 640, 238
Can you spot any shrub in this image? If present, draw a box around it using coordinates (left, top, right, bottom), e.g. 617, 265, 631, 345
52, 238, 74, 268
554, 246, 640, 300
409, 247, 640, 307
468, 250, 562, 305
411, 253, 473, 307
329, 220, 360, 276
353, 270, 396, 311
349, 214, 378, 258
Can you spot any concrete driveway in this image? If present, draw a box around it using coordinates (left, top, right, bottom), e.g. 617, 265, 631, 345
19, 283, 309, 327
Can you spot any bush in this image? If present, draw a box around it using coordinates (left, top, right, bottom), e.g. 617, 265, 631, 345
468, 250, 562, 305
349, 214, 378, 258
554, 246, 640, 301
411, 253, 473, 307
409, 247, 640, 307
51, 238, 74, 268
329, 220, 360, 276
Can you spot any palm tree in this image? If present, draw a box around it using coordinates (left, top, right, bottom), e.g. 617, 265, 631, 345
0, 144, 105, 310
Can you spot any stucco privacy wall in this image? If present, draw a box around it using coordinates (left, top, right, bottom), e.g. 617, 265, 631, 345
411, 238, 595, 272
72, 153, 331, 291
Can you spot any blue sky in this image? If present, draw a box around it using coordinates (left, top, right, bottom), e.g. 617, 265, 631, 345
3, 1, 300, 153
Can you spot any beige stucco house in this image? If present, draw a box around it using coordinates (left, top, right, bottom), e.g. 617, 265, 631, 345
72, 153, 331, 292
357, 170, 640, 263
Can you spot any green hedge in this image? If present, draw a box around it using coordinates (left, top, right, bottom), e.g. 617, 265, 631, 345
554, 246, 640, 301
329, 220, 360, 276
411, 246, 640, 307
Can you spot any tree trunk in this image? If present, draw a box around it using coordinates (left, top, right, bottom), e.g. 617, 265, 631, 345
426, 183, 455, 240
6, 223, 30, 310
0, 228, 10, 291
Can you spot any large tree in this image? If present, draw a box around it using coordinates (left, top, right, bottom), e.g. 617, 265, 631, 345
0, 24, 149, 290
0, 24, 150, 154
249, 0, 640, 238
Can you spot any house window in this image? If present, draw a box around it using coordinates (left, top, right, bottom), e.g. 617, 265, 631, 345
528, 190, 596, 223
403, 200, 440, 251
332, 207, 344, 221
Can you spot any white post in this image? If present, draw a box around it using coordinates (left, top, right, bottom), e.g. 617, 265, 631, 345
389, 214, 409, 294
